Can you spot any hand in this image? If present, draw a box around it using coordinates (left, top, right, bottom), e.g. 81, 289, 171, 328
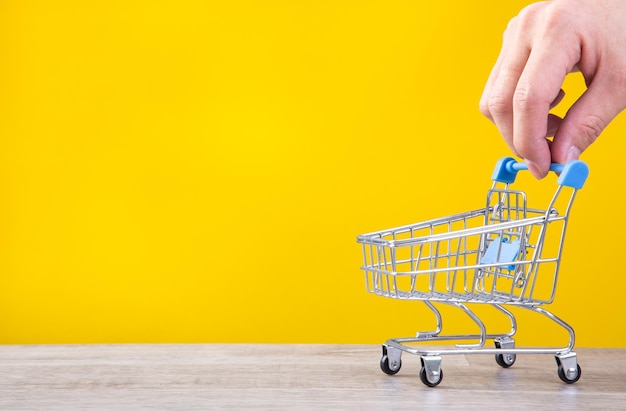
480, 0, 626, 178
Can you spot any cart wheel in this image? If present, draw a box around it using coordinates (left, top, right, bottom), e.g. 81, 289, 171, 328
494, 337, 516, 368
419, 366, 443, 387
557, 363, 581, 384
380, 355, 401, 375
495, 352, 516, 368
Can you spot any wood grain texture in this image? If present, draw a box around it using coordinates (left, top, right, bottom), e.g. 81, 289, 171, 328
1, 344, 625, 410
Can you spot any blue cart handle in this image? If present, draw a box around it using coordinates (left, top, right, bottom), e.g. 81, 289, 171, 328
492, 157, 589, 189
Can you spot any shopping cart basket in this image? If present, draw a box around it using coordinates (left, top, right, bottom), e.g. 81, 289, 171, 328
357, 157, 589, 387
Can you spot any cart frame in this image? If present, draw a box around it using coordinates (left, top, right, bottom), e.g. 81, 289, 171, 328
357, 157, 589, 386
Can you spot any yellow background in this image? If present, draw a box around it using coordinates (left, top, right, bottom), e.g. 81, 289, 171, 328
0, 1, 623, 346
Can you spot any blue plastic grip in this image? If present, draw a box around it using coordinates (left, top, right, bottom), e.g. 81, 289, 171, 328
491, 157, 589, 189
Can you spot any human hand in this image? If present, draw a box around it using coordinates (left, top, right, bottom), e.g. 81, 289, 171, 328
480, 0, 626, 178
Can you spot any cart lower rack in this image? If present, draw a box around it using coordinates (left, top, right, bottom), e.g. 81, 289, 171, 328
357, 157, 589, 387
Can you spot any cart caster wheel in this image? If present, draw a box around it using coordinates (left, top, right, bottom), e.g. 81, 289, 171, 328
494, 337, 516, 368
555, 353, 581, 384
419, 356, 443, 387
557, 363, 581, 384
380, 345, 402, 375
495, 352, 516, 368
380, 355, 402, 375
419, 366, 443, 387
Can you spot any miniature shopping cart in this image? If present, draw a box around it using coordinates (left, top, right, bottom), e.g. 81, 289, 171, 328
357, 157, 589, 387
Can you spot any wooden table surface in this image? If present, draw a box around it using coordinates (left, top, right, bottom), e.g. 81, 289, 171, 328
1, 344, 625, 410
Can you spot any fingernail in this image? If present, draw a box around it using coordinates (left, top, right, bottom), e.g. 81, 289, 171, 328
525, 160, 546, 179
565, 146, 581, 162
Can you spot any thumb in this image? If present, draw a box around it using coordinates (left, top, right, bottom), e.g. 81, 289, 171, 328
551, 77, 626, 164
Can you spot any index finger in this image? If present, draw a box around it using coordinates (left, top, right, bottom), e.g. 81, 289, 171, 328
512, 34, 580, 177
